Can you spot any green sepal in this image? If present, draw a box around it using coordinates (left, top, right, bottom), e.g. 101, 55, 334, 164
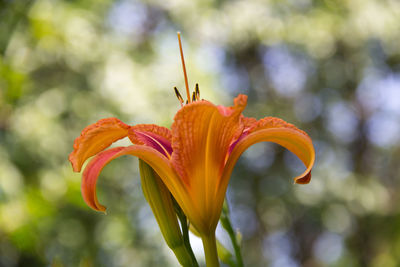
139, 160, 197, 267
216, 239, 236, 267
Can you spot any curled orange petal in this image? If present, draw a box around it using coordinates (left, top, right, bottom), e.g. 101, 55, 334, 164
69, 118, 130, 172
81, 145, 194, 219
217, 117, 315, 218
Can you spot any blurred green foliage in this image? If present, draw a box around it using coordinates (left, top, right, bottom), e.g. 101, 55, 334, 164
1, 0, 400, 266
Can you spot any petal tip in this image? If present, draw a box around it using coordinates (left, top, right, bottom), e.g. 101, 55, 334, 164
92, 204, 107, 213
234, 94, 248, 107
69, 152, 81, 172
294, 171, 312, 184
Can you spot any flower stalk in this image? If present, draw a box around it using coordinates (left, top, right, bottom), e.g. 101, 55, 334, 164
201, 233, 220, 267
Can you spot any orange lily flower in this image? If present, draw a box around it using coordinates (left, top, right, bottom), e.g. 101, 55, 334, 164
69, 34, 315, 266
69, 94, 314, 230
68, 93, 314, 255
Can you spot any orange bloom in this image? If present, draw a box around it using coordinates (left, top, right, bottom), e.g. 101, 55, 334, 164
69, 94, 315, 237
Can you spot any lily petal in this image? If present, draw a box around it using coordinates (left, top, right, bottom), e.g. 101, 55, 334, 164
170, 95, 247, 233
81, 145, 195, 223
128, 124, 173, 158
69, 118, 130, 172
217, 117, 315, 221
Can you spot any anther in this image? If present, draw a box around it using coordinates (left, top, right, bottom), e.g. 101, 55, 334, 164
192, 91, 196, 102
195, 83, 200, 100
174, 87, 184, 105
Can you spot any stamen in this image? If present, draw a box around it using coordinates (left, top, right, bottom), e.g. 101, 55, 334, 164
195, 83, 200, 100
174, 87, 184, 106
192, 91, 196, 102
177, 32, 191, 103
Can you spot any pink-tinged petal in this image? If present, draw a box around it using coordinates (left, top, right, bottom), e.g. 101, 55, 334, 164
128, 124, 173, 158
81, 145, 195, 221
69, 118, 130, 172
228, 116, 257, 154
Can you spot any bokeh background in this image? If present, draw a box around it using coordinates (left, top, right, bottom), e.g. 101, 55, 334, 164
1, 0, 400, 266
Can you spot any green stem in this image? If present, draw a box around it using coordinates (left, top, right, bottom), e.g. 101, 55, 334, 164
201, 234, 219, 267
221, 201, 244, 267
225, 222, 243, 267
